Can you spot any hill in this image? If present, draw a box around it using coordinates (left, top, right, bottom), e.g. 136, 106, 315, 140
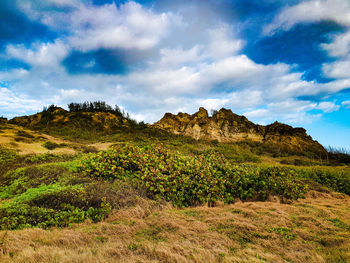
0, 102, 349, 263
154, 107, 327, 158
7, 104, 333, 164
8, 104, 137, 137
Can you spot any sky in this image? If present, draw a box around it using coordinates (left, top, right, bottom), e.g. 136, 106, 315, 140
0, 0, 350, 149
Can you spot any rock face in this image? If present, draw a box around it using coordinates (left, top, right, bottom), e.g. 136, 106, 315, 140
153, 107, 327, 157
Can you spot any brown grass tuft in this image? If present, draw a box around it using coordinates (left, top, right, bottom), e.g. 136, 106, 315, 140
0, 190, 349, 262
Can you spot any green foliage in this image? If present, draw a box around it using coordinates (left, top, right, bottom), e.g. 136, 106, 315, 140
270, 227, 296, 240
0, 183, 111, 230
68, 101, 122, 116
0, 147, 18, 165
43, 141, 59, 150
0, 158, 149, 230
0, 163, 75, 198
297, 167, 350, 195
79, 144, 307, 207
328, 218, 350, 230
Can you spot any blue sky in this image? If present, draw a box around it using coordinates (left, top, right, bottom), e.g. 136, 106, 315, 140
0, 0, 350, 149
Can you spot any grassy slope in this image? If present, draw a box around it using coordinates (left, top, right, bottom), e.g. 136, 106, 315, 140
0, 122, 349, 263
0, 191, 349, 263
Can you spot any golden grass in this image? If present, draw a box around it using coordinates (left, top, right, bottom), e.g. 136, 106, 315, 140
88, 142, 114, 151
0, 191, 349, 263
0, 124, 76, 155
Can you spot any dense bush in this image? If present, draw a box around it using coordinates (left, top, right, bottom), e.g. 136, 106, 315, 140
43, 141, 59, 150
0, 183, 111, 230
0, 147, 18, 165
79, 144, 308, 207
297, 167, 350, 195
0, 163, 75, 198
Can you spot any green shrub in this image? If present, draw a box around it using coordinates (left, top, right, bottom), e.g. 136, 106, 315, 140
79, 144, 307, 207
0, 183, 111, 230
0, 164, 73, 198
43, 141, 59, 150
0, 147, 18, 165
297, 167, 350, 195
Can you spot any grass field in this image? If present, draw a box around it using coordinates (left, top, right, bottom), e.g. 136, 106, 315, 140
0, 121, 349, 263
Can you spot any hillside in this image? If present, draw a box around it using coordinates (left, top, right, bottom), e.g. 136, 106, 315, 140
0, 103, 349, 263
154, 107, 327, 158
7, 105, 334, 163
8, 104, 136, 136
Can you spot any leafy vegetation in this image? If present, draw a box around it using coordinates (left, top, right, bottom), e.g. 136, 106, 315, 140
0, 183, 111, 230
0, 118, 350, 262
297, 166, 350, 195
67, 101, 125, 116
42, 141, 60, 150
79, 144, 308, 206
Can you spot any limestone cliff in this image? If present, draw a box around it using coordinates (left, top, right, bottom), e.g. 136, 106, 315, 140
153, 107, 327, 157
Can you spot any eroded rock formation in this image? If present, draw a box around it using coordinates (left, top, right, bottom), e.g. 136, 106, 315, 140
153, 107, 327, 157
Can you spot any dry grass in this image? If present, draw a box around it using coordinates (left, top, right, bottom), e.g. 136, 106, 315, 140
88, 142, 114, 151
0, 124, 77, 155
0, 191, 349, 263
0, 124, 117, 155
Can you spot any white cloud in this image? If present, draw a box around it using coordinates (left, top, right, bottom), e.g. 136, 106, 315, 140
0, 87, 43, 115
207, 24, 243, 59
244, 99, 321, 124
322, 30, 350, 79
6, 40, 69, 68
159, 46, 202, 67
342, 100, 350, 108
0, 68, 29, 80
264, 0, 350, 35
18, 1, 175, 51
244, 108, 269, 119
264, 0, 350, 95
321, 31, 350, 57
316, 101, 340, 112
2, 0, 348, 125
53, 2, 171, 51
323, 58, 350, 78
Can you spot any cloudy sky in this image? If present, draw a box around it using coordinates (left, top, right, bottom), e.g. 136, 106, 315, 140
1, 0, 350, 148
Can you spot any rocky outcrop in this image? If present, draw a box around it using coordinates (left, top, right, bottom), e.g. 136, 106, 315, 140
153, 107, 327, 157
153, 107, 263, 142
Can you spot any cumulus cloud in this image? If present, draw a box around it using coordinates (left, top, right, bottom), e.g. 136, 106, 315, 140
264, 0, 350, 98
19, 1, 174, 52
0, 87, 43, 115
159, 46, 202, 67
206, 24, 243, 59
263, 0, 350, 35
323, 59, 350, 78
322, 31, 350, 57
342, 100, 350, 108
322, 30, 350, 79
1, 0, 347, 125
244, 99, 321, 124
316, 101, 340, 112
69, 2, 172, 51
6, 40, 68, 68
